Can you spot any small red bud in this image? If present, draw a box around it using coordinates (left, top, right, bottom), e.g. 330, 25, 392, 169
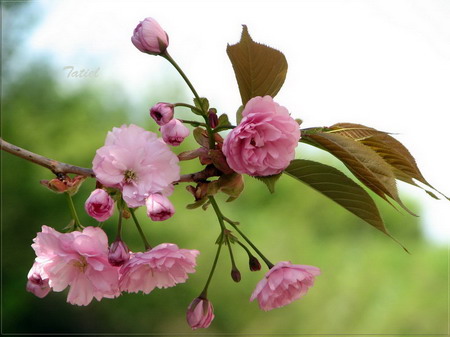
208, 110, 219, 129
231, 268, 241, 283
249, 255, 261, 271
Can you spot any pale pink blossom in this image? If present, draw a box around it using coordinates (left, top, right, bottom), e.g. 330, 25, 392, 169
131, 17, 169, 55
250, 261, 320, 311
186, 297, 215, 330
84, 189, 115, 222
150, 102, 174, 126
26, 262, 51, 298
119, 243, 199, 294
30, 225, 120, 306
223, 96, 300, 176
145, 193, 175, 221
160, 119, 190, 146
92, 124, 180, 208
108, 240, 130, 267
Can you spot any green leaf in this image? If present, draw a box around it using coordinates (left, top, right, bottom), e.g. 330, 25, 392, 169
193, 127, 210, 148
302, 132, 416, 216
253, 173, 282, 194
226, 25, 288, 105
193, 97, 209, 115
213, 114, 234, 133
236, 105, 244, 125
328, 123, 449, 200
284, 159, 408, 251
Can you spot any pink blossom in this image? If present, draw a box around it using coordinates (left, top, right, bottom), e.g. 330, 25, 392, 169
250, 261, 320, 311
131, 17, 169, 55
222, 96, 300, 176
84, 189, 115, 222
119, 243, 199, 294
30, 225, 120, 306
160, 119, 190, 146
145, 193, 175, 221
92, 124, 180, 208
26, 262, 51, 298
150, 102, 174, 126
186, 297, 215, 330
108, 240, 130, 267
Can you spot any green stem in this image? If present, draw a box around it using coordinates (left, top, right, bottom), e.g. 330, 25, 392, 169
174, 103, 203, 115
200, 232, 223, 298
236, 239, 253, 257
208, 196, 226, 231
115, 210, 123, 241
178, 119, 207, 128
163, 52, 216, 149
225, 234, 237, 270
224, 217, 274, 269
65, 193, 82, 230
129, 208, 152, 251
163, 52, 202, 105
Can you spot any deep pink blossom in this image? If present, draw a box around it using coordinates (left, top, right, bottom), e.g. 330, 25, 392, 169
150, 102, 174, 126
146, 193, 175, 221
186, 297, 215, 330
92, 124, 180, 208
26, 262, 51, 298
29, 226, 120, 306
84, 189, 115, 222
160, 119, 190, 146
222, 96, 300, 176
131, 17, 169, 55
250, 261, 320, 311
119, 243, 199, 294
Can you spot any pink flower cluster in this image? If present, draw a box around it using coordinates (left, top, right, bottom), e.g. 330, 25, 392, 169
93, 124, 179, 211
27, 226, 199, 306
223, 96, 300, 176
150, 103, 190, 146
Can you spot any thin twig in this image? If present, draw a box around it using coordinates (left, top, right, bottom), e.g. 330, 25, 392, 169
1, 137, 95, 177
176, 166, 222, 183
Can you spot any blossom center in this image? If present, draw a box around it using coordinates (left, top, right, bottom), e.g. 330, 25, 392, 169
73, 256, 88, 273
124, 169, 137, 183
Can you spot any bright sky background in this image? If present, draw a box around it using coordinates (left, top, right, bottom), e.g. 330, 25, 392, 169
5, 0, 450, 243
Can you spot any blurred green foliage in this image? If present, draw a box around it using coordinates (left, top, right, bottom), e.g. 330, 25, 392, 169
1, 3, 446, 335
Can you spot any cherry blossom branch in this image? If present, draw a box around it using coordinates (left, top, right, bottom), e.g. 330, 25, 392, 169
1, 137, 95, 177
176, 166, 222, 183
1, 138, 221, 183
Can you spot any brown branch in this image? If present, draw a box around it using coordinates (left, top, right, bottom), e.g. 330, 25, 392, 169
1, 137, 222, 183
1, 137, 95, 177
176, 165, 222, 183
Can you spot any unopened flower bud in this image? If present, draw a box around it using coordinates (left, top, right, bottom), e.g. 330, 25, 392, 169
186, 297, 215, 330
26, 263, 51, 298
85, 189, 115, 222
160, 119, 190, 146
208, 109, 219, 129
122, 208, 131, 219
131, 17, 169, 55
231, 267, 241, 283
150, 102, 174, 126
108, 240, 130, 266
249, 255, 261, 271
145, 193, 175, 221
